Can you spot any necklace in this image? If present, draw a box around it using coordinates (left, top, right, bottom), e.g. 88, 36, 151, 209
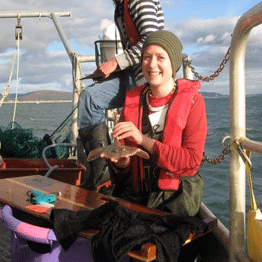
146, 94, 169, 112
146, 83, 176, 112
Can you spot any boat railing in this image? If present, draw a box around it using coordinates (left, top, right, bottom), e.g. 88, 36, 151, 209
241, 138, 262, 155
229, 2, 262, 261
184, 3, 262, 260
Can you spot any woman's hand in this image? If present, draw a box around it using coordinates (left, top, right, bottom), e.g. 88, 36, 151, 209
113, 121, 156, 154
113, 121, 143, 145
100, 153, 131, 169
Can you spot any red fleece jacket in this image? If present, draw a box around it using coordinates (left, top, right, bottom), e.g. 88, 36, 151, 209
121, 79, 207, 191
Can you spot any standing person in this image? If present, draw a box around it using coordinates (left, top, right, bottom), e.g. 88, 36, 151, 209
78, 0, 165, 190
102, 30, 207, 217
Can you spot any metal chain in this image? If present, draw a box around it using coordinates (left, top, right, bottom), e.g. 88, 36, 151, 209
186, 47, 231, 163
186, 46, 231, 82
202, 144, 230, 165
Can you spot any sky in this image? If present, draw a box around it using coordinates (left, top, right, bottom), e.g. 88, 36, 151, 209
1, 0, 262, 95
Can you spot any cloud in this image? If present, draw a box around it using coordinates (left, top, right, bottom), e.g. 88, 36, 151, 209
1, 1, 262, 95
172, 17, 237, 46
162, 0, 182, 8
197, 34, 217, 45
165, 15, 262, 94
0, 0, 112, 92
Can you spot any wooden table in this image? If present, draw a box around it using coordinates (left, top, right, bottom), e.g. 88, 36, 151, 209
0, 175, 217, 261
0, 175, 167, 261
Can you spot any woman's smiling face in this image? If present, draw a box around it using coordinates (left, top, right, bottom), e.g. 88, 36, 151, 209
142, 44, 173, 91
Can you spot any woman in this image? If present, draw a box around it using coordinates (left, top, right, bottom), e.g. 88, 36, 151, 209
101, 30, 207, 216
78, 0, 164, 190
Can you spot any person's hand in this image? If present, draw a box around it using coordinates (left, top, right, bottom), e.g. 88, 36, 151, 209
113, 121, 143, 145
93, 57, 118, 79
100, 153, 130, 169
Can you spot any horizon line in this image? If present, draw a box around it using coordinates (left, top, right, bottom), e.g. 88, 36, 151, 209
2, 100, 72, 104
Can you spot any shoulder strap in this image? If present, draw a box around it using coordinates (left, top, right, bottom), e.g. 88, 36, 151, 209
123, 0, 140, 46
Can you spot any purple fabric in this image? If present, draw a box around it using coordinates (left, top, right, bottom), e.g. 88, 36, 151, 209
0, 205, 54, 244
0, 205, 105, 262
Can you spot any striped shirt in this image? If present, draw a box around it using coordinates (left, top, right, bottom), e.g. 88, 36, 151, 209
114, 0, 165, 84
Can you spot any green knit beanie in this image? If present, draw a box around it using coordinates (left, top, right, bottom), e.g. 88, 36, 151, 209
142, 30, 183, 76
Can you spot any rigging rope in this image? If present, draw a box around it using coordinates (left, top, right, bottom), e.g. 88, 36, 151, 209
0, 18, 22, 127
246, 150, 257, 210
11, 29, 21, 129
0, 52, 17, 108
49, 104, 78, 140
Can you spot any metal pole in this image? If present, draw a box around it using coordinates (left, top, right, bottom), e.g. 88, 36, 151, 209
50, 12, 74, 63
182, 54, 193, 80
50, 14, 96, 64
0, 12, 71, 18
229, 2, 262, 261
50, 12, 78, 147
70, 55, 82, 147
241, 139, 262, 155
77, 55, 96, 63
50, 13, 95, 147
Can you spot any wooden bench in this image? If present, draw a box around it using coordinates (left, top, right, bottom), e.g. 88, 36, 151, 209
95, 180, 218, 261
127, 216, 218, 262
0, 175, 218, 262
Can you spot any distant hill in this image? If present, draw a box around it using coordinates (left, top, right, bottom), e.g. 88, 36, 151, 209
200, 92, 227, 98
200, 92, 262, 98
2, 90, 72, 101
2, 90, 262, 101
2, 90, 229, 101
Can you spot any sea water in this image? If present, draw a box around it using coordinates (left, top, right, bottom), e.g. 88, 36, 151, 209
1, 97, 262, 228
202, 95, 262, 227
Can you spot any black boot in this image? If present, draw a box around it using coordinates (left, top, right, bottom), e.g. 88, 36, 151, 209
78, 122, 111, 190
